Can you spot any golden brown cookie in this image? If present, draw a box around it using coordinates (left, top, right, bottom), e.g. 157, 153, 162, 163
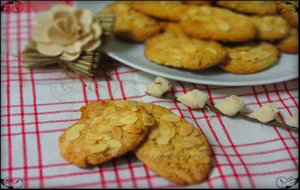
217, 1, 278, 15
59, 100, 155, 167
252, 15, 290, 41
276, 28, 299, 54
276, 1, 298, 27
100, 2, 161, 42
159, 22, 186, 36
180, 6, 256, 42
219, 42, 280, 74
145, 33, 227, 70
129, 1, 190, 21
135, 103, 212, 186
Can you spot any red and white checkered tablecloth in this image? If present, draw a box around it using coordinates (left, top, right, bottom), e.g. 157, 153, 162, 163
1, 1, 299, 189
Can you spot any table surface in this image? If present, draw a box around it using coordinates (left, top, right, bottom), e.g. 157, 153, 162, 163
1, 1, 299, 189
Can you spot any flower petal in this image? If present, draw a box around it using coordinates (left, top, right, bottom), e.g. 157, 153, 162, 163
75, 8, 93, 34
92, 22, 102, 39
82, 39, 101, 52
59, 52, 81, 61
36, 43, 63, 56
65, 41, 82, 54
32, 25, 51, 43
48, 19, 78, 45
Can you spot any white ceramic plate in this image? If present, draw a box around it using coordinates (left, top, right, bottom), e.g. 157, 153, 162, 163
79, 1, 299, 86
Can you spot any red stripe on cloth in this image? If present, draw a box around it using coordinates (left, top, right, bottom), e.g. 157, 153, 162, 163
20, 1, 75, 12
205, 85, 256, 188
283, 82, 299, 107
17, 10, 29, 188
254, 86, 298, 168
114, 67, 139, 188
27, 1, 45, 188
6, 10, 13, 181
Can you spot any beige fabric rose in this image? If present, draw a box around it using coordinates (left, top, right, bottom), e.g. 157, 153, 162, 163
215, 95, 245, 116
32, 4, 102, 61
251, 104, 278, 123
177, 89, 209, 109
147, 77, 172, 97
289, 114, 298, 127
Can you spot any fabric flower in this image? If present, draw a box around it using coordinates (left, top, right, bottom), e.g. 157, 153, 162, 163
147, 77, 172, 97
177, 89, 209, 109
251, 104, 278, 123
32, 4, 102, 61
215, 95, 245, 116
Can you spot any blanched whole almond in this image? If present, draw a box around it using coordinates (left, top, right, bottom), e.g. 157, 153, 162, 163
142, 113, 155, 126
89, 143, 108, 153
122, 125, 142, 134
161, 114, 180, 122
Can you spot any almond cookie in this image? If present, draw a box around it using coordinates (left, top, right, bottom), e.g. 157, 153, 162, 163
217, 1, 277, 15
145, 33, 227, 70
59, 100, 155, 167
180, 6, 256, 42
252, 15, 290, 41
219, 42, 280, 74
182, 0, 213, 6
100, 2, 161, 42
276, 28, 299, 54
135, 103, 212, 185
277, 1, 298, 27
159, 22, 186, 36
129, 1, 190, 21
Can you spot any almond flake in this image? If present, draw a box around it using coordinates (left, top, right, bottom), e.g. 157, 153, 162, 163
173, 170, 193, 183
149, 128, 160, 139
66, 129, 80, 141
73, 124, 85, 131
161, 114, 180, 122
180, 141, 196, 149
184, 136, 203, 145
91, 116, 105, 125
156, 135, 170, 145
142, 113, 155, 126
160, 125, 171, 136
106, 139, 122, 148
179, 123, 194, 136
120, 115, 138, 125
112, 127, 122, 139
115, 101, 126, 108
103, 106, 116, 115
122, 125, 142, 134
96, 125, 112, 134
169, 127, 176, 140
90, 143, 108, 153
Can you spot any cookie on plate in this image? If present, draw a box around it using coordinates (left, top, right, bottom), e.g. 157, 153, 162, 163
100, 2, 161, 42
129, 1, 190, 21
59, 100, 155, 167
276, 28, 299, 54
252, 15, 290, 41
219, 42, 280, 74
216, 1, 278, 15
180, 6, 256, 42
145, 33, 227, 70
159, 22, 186, 36
135, 103, 212, 186
276, 1, 298, 27
182, 0, 213, 6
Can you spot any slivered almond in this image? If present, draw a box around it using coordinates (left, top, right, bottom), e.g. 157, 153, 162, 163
112, 127, 122, 139
149, 128, 160, 139
122, 125, 142, 133
179, 123, 194, 136
89, 143, 108, 153
142, 113, 155, 126
184, 136, 203, 145
161, 114, 180, 122
120, 115, 138, 125
66, 129, 80, 141
173, 170, 193, 184
106, 139, 122, 148
156, 135, 170, 145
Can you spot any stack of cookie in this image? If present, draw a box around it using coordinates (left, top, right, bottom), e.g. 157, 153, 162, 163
100, 1, 298, 74
59, 100, 212, 185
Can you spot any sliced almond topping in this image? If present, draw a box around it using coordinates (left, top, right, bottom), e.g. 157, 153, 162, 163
106, 112, 120, 120
198, 152, 210, 164
96, 125, 112, 134
110, 120, 123, 127
103, 106, 116, 115
173, 170, 193, 184
86, 132, 105, 140
179, 123, 194, 136
131, 107, 138, 112
106, 139, 122, 148
156, 135, 170, 145
91, 115, 105, 125
169, 127, 176, 140
149, 128, 160, 139
122, 125, 142, 134
180, 141, 196, 149
73, 124, 85, 131
84, 134, 97, 145
160, 125, 171, 136
142, 104, 153, 112
190, 129, 199, 136
120, 115, 138, 125
66, 129, 80, 141
184, 136, 203, 145
115, 101, 126, 108
112, 127, 122, 139
142, 113, 155, 126
161, 114, 180, 122
90, 143, 108, 153
149, 148, 161, 158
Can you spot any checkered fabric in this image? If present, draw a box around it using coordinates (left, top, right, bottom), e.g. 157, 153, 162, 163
1, 1, 299, 189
